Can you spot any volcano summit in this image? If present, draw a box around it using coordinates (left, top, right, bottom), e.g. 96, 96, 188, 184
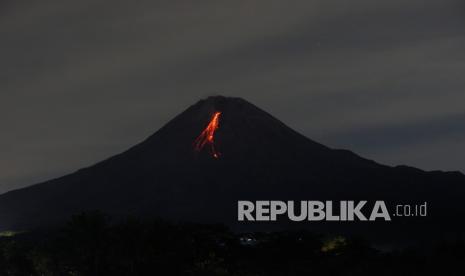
0, 96, 464, 242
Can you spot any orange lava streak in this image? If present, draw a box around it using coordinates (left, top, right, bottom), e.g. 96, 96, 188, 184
194, 112, 221, 158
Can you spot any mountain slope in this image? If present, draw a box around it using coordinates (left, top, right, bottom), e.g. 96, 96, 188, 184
0, 96, 464, 243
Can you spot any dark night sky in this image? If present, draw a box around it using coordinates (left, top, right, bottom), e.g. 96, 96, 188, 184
1, 0, 465, 193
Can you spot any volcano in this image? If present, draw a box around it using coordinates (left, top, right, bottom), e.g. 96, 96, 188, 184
0, 96, 464, 243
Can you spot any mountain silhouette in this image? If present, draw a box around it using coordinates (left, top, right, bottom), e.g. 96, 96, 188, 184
0, 96, 464, 244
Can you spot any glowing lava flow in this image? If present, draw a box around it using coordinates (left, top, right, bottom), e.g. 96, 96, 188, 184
194, 111, 222, 158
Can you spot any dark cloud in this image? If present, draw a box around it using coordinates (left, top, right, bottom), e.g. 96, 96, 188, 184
1, 0, 464, 193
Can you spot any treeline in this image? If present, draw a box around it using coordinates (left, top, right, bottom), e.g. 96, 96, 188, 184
0, 211, 464, 275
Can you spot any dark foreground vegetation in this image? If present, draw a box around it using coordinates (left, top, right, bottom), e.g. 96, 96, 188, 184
0, 212, 464, 276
